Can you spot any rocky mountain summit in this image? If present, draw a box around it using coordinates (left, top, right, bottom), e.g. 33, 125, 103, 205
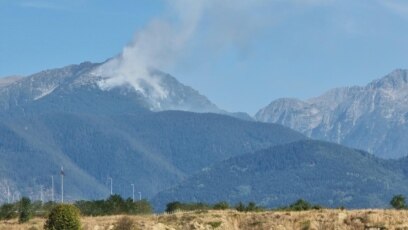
256, 69, 408, 158
0, 60, 223, 114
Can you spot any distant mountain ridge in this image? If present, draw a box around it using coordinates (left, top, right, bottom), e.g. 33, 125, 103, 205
0, 60, 304, 203
256, 69, 408, 158
153, 140, 408, 210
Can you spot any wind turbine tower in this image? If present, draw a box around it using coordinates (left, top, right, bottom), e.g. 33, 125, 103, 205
60, 166, 64, 203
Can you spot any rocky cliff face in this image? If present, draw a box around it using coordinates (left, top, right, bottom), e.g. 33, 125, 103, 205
256, 69, 408, 158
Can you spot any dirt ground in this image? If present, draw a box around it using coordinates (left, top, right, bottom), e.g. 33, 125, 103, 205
2, 209, 408, 230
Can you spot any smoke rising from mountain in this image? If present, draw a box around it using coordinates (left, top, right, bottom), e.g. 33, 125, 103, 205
94, 0, 330, 98
94, 0, 206, 99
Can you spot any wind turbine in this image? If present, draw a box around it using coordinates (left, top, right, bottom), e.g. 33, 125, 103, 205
51, 175, 54, 202
40, 185, 43, 203
107, 177, 113, 195
6, 185, 10, 203
131, 184, 135, 202
7, 185, 10, 203
60, 166, 64, 203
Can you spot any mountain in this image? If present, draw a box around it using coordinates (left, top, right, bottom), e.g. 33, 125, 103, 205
0, 76, 23, 88
0, 61, 223, 114
152, 140, 408, 210
256, 69, 408, 158
0, 61, 305, 202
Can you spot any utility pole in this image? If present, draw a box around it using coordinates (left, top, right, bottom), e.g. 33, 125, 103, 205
138, 191, 141, 201
60, 166, 64, 203
6, 185, 10, 203
12, 192, 19, 202
40, 185, 43, 203
108, 177, 113, 195
51, 175, 54, 202
131, 184, 135, 202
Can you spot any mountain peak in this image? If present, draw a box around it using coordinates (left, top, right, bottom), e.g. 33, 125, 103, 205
369, 69, 408, 90
256, 69, 408, 159
0, 59, 226, 115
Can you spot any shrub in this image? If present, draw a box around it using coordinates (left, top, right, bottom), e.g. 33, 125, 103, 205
19, 197, 32, 223
235, 202, 246, 212
113, 216, 134, 230
75, 195, 152, 216
289, 199, 312, 211
165, 201, 210, 212
106, 194, 125, 214
246, 202, 258, 211
234, 202, 263, 212
390, 195, 406, 210
166, 201, 182, 213
44, 204, 81, 230
207, 221, 222, 228
0, 203, 18, 220
213, 201, 229, 210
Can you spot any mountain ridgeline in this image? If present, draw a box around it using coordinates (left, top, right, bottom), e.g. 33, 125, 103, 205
256, 69, 408, 159
153, 140, 408, 211
0, 61, 305, 203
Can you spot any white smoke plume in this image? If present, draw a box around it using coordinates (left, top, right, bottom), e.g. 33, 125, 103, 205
94, 0, 207, 99
94, 0, 331, 99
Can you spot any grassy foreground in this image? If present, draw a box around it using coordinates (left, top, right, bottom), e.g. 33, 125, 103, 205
2, 209, 408, 230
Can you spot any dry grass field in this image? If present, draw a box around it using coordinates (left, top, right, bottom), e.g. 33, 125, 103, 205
2, 209, 408, 230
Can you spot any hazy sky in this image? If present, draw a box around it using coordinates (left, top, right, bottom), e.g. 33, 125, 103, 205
1, 0, 408, 114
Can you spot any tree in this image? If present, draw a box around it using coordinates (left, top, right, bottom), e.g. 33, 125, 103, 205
0, 203, 18, 220
235, 202, 246, 212
129, 199, 152, 214
289, 199, 312, 211
246, 202, 258, 211
213, 201, 229, 210
44, 204, 81, 230
165, 201, 182, 213
106, 194, 125, 214
19, 197, 32, 223
390, 195, 406, 210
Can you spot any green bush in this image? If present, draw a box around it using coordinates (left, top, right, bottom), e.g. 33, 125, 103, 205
234, 202, 263, 212
246, 202, 258, 212
44, 204, 81, 230
288, 199, 312, 211
113, 216, 134, 230
235, 202, 246, 212
213, 201, 229, 210
19, 197, 32, 223
207, 221, 222, 228
0, 203, 18, 220
165, 201, 210, 213
74, 195, 152, 216
166, 201, 183, 212
390, 194, 406, 210
276, 199, 323, 211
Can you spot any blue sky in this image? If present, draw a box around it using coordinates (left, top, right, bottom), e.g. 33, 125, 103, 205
1, 0, 408, 114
